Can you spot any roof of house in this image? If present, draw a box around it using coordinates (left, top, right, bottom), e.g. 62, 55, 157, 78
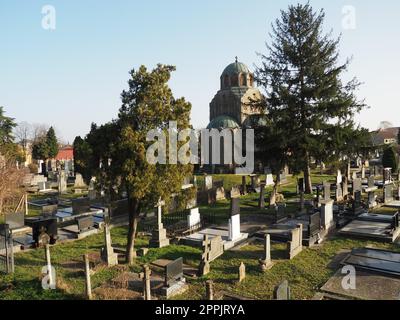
55, 146, 74, 161
371, 127, 399, 145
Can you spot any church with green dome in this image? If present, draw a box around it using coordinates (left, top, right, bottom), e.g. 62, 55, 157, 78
207, 58, 263, 130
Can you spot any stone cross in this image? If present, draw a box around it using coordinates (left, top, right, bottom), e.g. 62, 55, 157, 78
238, 262, 246, 282
206, 280, 214, 300
198, 235, 211, 276
84, 254, 92, 300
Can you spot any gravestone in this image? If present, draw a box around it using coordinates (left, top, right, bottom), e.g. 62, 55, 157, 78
368, 175, 375, 188
265, 174, 274, 186
335, 183, 343, 202
320, 199, 334, 231
42, 204, 58, 217
279, 171, 287, 184
5, 212, 25, 230
31, 218, 58, 246
230, 186, 241, 199
259, 234, 273, 271
72, 198, 91, 215
308, 212, 321, 238
361, 166, 366, 179
77, 216, 94, 233
229, 198, 241, 241
384, 184, 394, 204
164, 258, 184, 287
187, 207, 201, 229
352, 191, 363, 215
238, 262, 246, 282
384, 168, 392, 184
149, 203, 170, 248
38, 181, 52, 191
215, 187, 225, 201
258, 183, 266, 209
323, 182, 331, 201
204, 175, 213, 191
274, 280, 291, 300
352, 178, 362, 195
287, 224, 303, 259
198, 235, 211, 276
101, 223, 118, 266
58, 171, 67, 194
74, 173, 86, 188
198, 235, 224, 276
88, 178, 97, 200
368, 190, 377, 209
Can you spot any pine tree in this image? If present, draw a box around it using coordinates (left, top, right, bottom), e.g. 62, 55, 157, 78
382, 146, 399, 173
0, 106, 16, 147
46, 127, 59, 159
256, 3, 366, 193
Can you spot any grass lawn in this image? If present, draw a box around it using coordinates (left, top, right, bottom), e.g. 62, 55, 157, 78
1, 172, 398, 300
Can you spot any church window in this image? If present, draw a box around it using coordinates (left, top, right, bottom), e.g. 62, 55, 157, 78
231, 75, 238, 87
224, 75, 230, 88
240, 73, 247, 86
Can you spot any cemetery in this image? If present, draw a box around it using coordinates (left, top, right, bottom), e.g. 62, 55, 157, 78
1, 1, 400, 305
1, 169, 400, 301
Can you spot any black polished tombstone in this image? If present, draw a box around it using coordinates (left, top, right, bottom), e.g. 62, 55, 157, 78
72, 198, 91, 215
164, 257, 184, 287
29, 218, 58, 246
42, 204, 58, 217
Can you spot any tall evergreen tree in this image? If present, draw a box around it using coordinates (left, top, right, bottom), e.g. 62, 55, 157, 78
46, 127, 59, 159
0, 106, 16, 147
256, 3, 366, 193
382, 145, 399, 173
80, 65, 193, 264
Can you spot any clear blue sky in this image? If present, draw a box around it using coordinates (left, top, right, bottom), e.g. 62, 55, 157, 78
1, 0, 399, 142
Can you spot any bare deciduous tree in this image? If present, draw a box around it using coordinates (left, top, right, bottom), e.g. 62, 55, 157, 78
0, 154, 25, 215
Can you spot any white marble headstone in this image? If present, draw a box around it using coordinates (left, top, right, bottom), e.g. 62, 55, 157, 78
229, 214, 241, 241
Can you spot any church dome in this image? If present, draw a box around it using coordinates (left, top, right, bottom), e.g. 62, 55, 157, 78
207, 115, 240, 130
220, 58, 254, 89
222, 60, 250, 76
